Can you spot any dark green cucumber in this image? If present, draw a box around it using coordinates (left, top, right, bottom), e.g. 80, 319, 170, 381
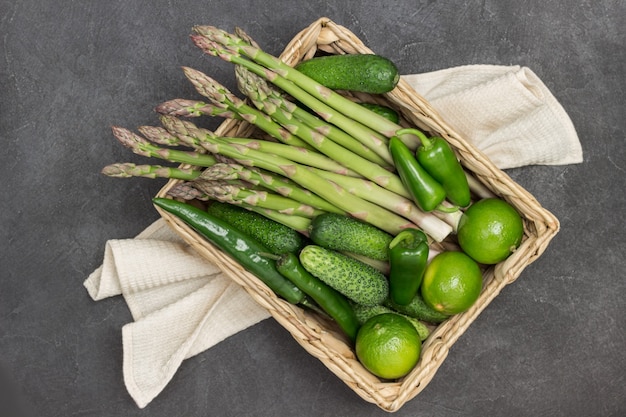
350, 303, 430, 341
384, 293, 449, 324
359, 103, 400, 123
299, 245, 389, 306
152, 198, 305, 305
295, 54, 400, 94
206, 201, 308, 255
308, 213, 393, 261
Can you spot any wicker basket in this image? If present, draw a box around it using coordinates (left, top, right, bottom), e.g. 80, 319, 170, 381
155, 17, 560, 412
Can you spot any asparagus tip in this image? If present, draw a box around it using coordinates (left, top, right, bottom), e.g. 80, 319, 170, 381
189, 34, 213, 53
154, 98, 195, 116
111, 126, 146, 150
101, 163, 131, 177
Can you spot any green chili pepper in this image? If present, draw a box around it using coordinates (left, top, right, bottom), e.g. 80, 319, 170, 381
152, 197, 306, 306
389, 136, 446, 212
274, 252, 361, 342
398, 128, 471, 208
388, 229, 429, 306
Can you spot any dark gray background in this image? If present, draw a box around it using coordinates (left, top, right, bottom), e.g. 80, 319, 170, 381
1, 1, 624, 416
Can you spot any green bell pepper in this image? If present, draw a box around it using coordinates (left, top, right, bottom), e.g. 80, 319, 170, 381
388, 228, 429, 306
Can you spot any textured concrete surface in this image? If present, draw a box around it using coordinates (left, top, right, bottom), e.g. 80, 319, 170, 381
1, 1, 624, 416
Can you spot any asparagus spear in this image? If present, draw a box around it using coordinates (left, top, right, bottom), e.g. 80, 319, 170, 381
138, 125, 194, 148
111, 126, 218, 167
201, 163, 343, 214
190, 26, 421, 149
159, 115, 419, 234
223, 138, 358, 176
155, 98, 240, 119
155, 98, 218, 119
195, 179, 324, 218
167, 181, 210, 201
102, 163, 201, 181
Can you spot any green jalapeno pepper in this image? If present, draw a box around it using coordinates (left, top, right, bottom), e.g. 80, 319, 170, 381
274, 252, 361, 342
397, 128, 471, 208
152, 197, 307, 306
388, 229, 429, 306
389, 136, 447, 212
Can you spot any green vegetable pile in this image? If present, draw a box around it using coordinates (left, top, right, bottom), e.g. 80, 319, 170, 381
104, 24, 523, 376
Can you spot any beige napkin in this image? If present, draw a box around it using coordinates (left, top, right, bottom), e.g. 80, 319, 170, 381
84, 64, 582, 408
84, 220, 270, 408
403, 65, 582, 168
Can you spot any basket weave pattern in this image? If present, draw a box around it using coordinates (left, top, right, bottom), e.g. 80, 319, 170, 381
155, 17, 560, 412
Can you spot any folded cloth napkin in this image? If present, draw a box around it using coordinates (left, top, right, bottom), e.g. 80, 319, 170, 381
403, 65, 582, 168
84, 220, 271, 408
84, 64, 582, 408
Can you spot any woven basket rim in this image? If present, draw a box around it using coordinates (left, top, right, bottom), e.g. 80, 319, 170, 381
154, 17, 560, 412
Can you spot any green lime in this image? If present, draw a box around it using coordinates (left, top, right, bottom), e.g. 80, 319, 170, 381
457, 198, 524, 265
420, 251, 482, 315
355, 313, 421, 379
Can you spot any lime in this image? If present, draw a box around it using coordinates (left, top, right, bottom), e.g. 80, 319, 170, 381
457, 198, 524, 265
420, 251, 482, 315
355, 313, 421, 379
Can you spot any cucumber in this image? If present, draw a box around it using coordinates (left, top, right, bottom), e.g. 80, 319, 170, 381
308, 213, 393, 261
359, 103, 400, 123
351, 303, 430, 341
384, 293, 449, 324
295, 54, 400, 94
206, 201, 308, 255
299, 245, 389, 306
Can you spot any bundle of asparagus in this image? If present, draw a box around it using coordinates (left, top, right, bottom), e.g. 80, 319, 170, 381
103, 25, 471, 242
